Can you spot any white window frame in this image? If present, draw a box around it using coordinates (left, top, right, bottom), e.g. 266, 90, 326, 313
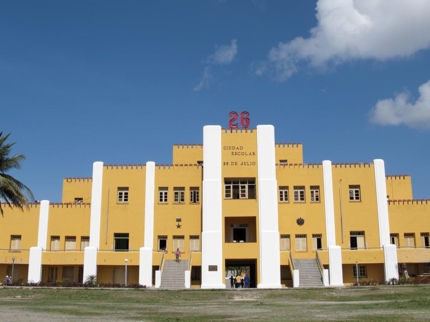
390, 234, 399, 247
80, 236, 90, 250
174, 187, 185, 203
224, 179, 256, 200
190, 236, 200, 251
350, 231, 365, 250
117, 187, 129, 203
404, 233, 415, 248
421, 233, 430, 248
190, 187, 200, 203
173, 236, 185, 253
310, 186, 320, 202
349, 185, 361, 201
295, 234, 307, 252
159, 187, 168, 203
51, 236, 60, 251
294, 186, 305, 202
280, 235, 291, 251
312, 234, 322, 250
10, 235, 21, 251
279, 186, 289, 202
65, 236, 76, 251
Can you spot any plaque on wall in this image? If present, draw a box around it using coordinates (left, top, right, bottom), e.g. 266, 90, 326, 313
208, 265, 218, 271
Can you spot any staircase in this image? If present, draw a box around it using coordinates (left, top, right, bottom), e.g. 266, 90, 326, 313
159, 260, 189, 289
293, 259, 324, 288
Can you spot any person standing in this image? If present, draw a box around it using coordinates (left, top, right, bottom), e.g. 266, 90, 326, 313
230, 275, 234, 288
175, 248, 181, 263
3, 275, 9, 285
235, 274, 242, 288
402, 263, 410, 279
244, 274, 250, 288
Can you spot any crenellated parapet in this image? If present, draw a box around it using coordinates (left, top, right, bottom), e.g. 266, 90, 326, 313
333, 163, 372, 168
222, 128, 256, 133
276, 163, 321, 168
173, 144, 203, 148
386, 175, 410, 180
49, 202, 91, 208
103, 164, 147, 170
155, 163, 203, 169
64, 177, 92, 182
275, 142, 301, 148
388, 199, 430, 205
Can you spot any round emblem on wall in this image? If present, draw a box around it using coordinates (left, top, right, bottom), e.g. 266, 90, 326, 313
296, 217, 305, 226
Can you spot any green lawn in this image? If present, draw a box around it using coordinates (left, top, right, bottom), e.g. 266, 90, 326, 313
1, 285, 430, 321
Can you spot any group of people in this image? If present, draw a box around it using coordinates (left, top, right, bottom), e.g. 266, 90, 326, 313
230, 274, 250, 288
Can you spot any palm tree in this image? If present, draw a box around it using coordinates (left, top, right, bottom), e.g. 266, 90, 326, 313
0, 132, 34, 214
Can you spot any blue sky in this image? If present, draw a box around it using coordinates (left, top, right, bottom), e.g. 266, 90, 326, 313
1, 0, 429, 202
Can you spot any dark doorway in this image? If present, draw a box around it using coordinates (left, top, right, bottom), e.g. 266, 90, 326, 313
233, 228, 246, 242
226, 259, 257, 288
114, 233, 129, 251
350, 236, 357, 250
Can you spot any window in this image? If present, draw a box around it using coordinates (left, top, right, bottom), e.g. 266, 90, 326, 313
279, 159, 288, 165
294, 186, 305, 202
350, 231, 365, 250
280, 235, 291, 251
404, 233, 415, 247
173, 236, 185, 252
224, 178, 256, 199
158, 236, 167, 251
421, 233, 430, 248
48, 267, 58, 282
159, 187, 168, 203
279, 186, 289, 202
349, 185, 361, 201
312, 234, 322, 250
174, 187, 185, 203
65, 236, 76, 251
80, 236, 90, 250
310, 186, 320, 202
10, 235, 21, 251
295, 234, 307, 251
51, 236, 60, 251
117, 187, 129, 203
190, 187, 200, 203
353, 265, 367, 278
190, 236, 200, 251
114, 233, 129, 252
390, 234, 399, 247
74, 198, 83, 203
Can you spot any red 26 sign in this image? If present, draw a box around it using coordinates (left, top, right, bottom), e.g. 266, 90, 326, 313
229, 111, 250, 129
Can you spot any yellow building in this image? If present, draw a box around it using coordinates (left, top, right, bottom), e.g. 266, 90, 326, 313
1, 125, 429, 288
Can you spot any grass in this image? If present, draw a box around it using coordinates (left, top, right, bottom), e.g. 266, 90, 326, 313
1, 286, 430, 321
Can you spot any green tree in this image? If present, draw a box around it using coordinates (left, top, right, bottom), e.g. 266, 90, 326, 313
0, 132, 34, 214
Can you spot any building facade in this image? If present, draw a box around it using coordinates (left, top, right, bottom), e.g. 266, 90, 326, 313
1, 125, 429, 288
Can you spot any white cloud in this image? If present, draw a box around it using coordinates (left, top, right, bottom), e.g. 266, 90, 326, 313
193, 67, 212, 91
258, 0, 430, 81
207, 39, 238, 65
369, 80, 430, 129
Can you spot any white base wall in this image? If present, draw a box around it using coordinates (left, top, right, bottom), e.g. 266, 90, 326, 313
185, 270, 191, 288
293, 270, 300, 288
28, 247, 42, 283
384, 244, 399, 281
155, 271, 161, 288
258, 231, 282, 289
201, 231, 225, 289
83, 247, 97, 282
139, 247, 153, 287
328, 246, 344, 286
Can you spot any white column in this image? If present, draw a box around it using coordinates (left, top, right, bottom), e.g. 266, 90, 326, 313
28, 200, 50, 283
374, 159, 390, 246
328, 246, 343, 286
89, 161, 103, 248
257, 125, 281, 289
323, 161, 343, 286
84, 161, 103, 281
201, 125, 224, 289
383, 244, 399, 281
139, 161, 156, 287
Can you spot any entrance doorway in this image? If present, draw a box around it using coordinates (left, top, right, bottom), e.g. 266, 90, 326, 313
233, 228, 246, 242
225, 259, 256, 288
